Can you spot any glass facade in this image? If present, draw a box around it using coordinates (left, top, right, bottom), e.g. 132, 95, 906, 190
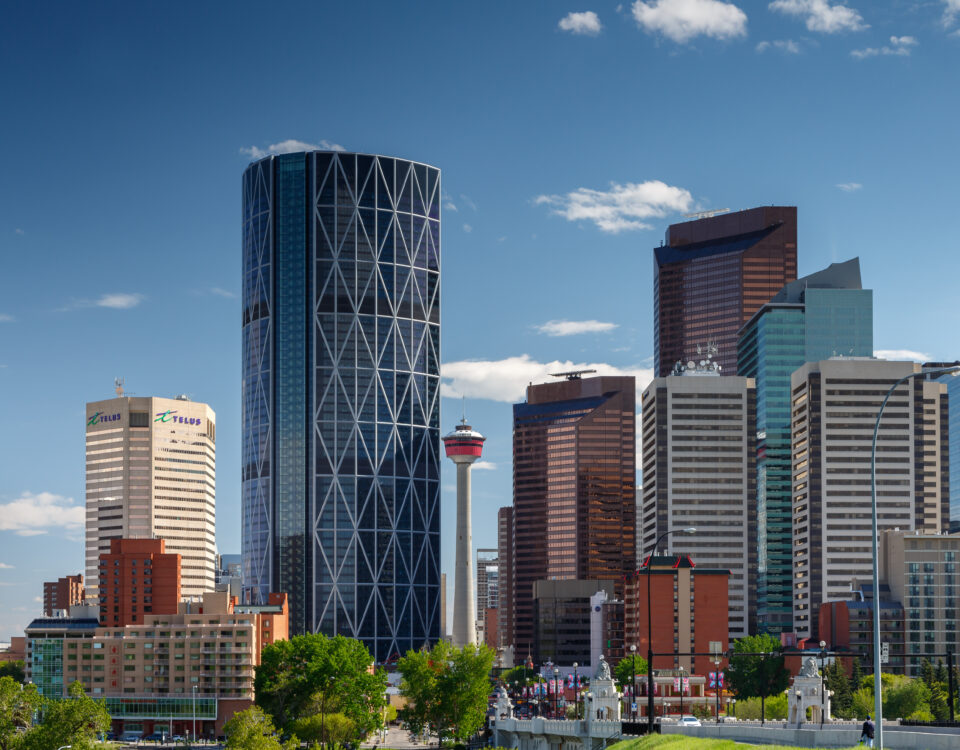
654, 207, 798, 377
242, 152, 442, 659
512, 377, 635, 660
105, 695, 217, 719
934, 373, 960, 530
30, 638, 64, 698
737, 271, 873, 634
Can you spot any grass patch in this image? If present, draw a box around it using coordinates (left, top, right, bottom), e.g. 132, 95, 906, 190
608, 736, 862, 750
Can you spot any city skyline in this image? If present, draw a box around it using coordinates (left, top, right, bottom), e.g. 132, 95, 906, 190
3, 2, 960, 640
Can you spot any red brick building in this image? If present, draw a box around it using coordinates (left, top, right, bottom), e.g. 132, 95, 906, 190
625, 554, 729, 677
98, 538, 181, 626
43, 574, 85, 616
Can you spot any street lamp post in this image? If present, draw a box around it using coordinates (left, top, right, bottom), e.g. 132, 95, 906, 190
870, 363, 959, 750
678, 665, 685, 719
646, 527, 696, 734
819, 641, 827, 729
713, 654, 722, 723
192, 685, 197, 744
732, 698, 736, 718
630, 644, 637, 719
572, 662, 579, 720
553, 667, 560, 719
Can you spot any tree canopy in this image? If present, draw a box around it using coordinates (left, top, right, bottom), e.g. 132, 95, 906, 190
615, 653, 648, 692
18, 681, 111, 750
255, 633, 387, 740
725, 634, 790, 708
398, 640, 495, 746
0, 662, 25, 684
0, 677, 41, 750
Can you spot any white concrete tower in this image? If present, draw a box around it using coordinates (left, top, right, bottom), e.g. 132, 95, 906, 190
442, 418, 486, 646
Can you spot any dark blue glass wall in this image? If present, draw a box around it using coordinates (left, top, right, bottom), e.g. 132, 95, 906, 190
738, 288, 873, 634
242, 152, 442, 659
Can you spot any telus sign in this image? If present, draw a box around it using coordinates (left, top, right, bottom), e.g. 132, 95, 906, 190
154, 410, 202, 426
87, 411, 121, 426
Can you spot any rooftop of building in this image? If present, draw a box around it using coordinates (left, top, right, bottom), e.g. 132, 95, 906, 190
632, 554, 731, 576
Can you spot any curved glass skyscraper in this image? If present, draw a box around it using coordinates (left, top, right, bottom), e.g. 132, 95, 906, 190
242, 151, 442, 658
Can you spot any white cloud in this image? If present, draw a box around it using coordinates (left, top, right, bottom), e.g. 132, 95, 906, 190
559, 11, 604, 35
445, 202, 458, 212
210, 287, 236, 299
851, 35, 917, 58
535, 180, 693, 233
0, 314, 14, 322
459, 194, 478, 212
836, 182, 862, 191
14, 228, 24, 235
241, 139, 345, 159
632, 0, 748, 43
473, 461, 498, 471
944, 0, 960, 27
536, 319, 619, 336
0, 492, 85, 536
0, 563, 13, 569
756, 39, 801, 53
96, 293, 143, 309
769, 0, 868, 33
441, 354, 654, 403
874, 349, 930, 361
463, 224, 473, 233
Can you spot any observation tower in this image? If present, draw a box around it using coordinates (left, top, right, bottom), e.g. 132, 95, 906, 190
442, 418, 486, 646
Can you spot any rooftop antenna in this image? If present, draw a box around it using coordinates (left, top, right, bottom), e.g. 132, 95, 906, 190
683, 208, 731, 220
549, 369, 597, 381
114, 378, 125, 398
461, 396, 467, 425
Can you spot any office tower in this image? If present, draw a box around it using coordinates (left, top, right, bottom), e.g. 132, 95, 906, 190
924, 363, 960, 531
512, 374, 636, 661
442, 420, 485, 646
625, 554, 729, 676
477, 548, 498, 612
85, 395, 216, 599
654, 206, 797, 377
42, 574, 84, 616
738, 258, 873, 633
880, 529, 960, 676
640, 352, 756, 639
242, 151, 442, 656
497, 507, 514, 650
532, 579, 616, 666
97, 538, 180, 626
791, 359, 950, 638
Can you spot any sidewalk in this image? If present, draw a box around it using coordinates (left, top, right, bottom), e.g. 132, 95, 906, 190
360, 725, 438, 749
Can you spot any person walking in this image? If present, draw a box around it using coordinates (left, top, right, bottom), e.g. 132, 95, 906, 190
860, 715, 875, 747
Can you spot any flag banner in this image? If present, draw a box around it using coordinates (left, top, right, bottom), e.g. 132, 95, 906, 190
718, 671, 724, 688
682, 677, 689, 693
709, 672, 716, 687
567, 674, 574, 689
674, 677, 680, 692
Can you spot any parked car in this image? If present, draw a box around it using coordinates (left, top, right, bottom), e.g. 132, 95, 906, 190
119, 730, 143, 743
719, 715, 738, 722
142, 732, 166, 743
678, 715, 702, 727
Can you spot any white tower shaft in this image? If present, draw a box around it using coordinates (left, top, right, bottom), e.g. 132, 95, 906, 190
453, 461, 477, 646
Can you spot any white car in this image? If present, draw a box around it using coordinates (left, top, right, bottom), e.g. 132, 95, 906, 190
678, 715, 702, 727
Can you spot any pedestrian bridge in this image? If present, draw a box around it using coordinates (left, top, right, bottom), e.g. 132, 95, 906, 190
491, 716, 623, 750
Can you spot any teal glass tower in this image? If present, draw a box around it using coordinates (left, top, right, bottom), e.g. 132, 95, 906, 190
241, 151, 442, 658
738, 258, 872, 633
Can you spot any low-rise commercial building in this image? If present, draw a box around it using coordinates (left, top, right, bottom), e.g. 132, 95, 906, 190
25, 591, 287, 737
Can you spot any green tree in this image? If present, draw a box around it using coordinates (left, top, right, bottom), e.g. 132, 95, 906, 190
920, 658, 935, 688
224, 706, 283, 750
255, 633, 387, 740
733, 694, 788, 721
289, 713, 355, 748
0, 662, 25, 684
935, 660, 947, 685
850, 657, 863, 692
0, 676, 41, 750
20, 681, 110, 750
398, 640, 495, 747
858, 672, 931, 720
929, 682, 949, 722
725, 634, 790, 720
824, 660, 852, 718
499, 665, 536, 687
614, 653, 648, 693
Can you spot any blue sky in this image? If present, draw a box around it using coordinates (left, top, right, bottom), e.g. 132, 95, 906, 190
2, 0, 959, 640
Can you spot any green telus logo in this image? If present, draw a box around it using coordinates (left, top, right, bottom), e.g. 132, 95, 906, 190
154, 410, 177, 423
88, 411, 121, 426
87, 411, 102, 426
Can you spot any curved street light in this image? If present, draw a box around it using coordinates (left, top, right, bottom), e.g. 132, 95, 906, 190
870, 364, 959, 750
647, 527, 696, 734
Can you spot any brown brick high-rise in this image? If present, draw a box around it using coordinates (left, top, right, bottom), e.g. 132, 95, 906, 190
42, 574, 84, 616
511, 375, 636, 661
654, 206, 797, 377
98, 538, 181, 626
